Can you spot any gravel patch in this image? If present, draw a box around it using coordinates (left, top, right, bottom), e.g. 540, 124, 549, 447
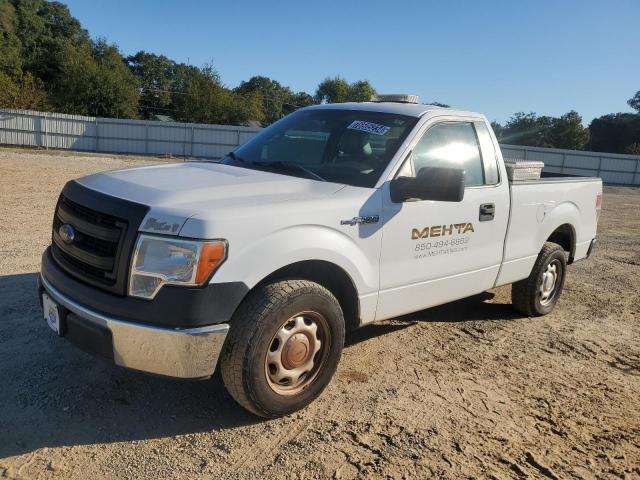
0, 147, 638, 479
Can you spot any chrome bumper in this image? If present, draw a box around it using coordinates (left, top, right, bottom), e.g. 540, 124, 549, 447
39, 274, 229, 379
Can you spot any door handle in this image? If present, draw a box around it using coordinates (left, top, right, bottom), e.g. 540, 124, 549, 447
479, 203, 495, 221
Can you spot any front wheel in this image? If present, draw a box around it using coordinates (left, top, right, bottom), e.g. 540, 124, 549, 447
220, 280, 345, 418
512, 242, 567, 316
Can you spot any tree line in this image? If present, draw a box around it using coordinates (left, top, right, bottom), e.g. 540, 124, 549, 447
0, 0, 377, 124
0, 0, 638, 155
492, 99, 640, 155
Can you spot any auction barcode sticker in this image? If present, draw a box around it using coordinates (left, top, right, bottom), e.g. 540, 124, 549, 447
347, 120, 390, 136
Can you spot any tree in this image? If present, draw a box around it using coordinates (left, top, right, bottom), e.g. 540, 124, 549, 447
235, 75, 294, 124
172, 65, 222, 123
173, 65, 264, 125
625, 142, 640, 155
235, 75, 320, 124
498, 111, 590, 149
0, 70, 49, 109
589, 113, 640, 154
283, 91, 315, 116
315, 77, 377, 103
490, 121, 504, 141
0, 0, 22, 76
348, 80, 376, 102
226, 90, 264, 125
500, 112, 553, 146
10, 0, 90, 85
291, 91, 314, 107
315, 77, 349, 103
127, 51, 178, 119
629, 90, 640, 113
547, 111, 589, 150
0, 0, 141, 117
51, 39, 139, 118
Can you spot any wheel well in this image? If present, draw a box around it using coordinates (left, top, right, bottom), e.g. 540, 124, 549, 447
547, 223, 576, 263
257, 260, 360, 331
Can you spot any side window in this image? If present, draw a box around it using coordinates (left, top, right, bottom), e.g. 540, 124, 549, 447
412, 122, 484, 186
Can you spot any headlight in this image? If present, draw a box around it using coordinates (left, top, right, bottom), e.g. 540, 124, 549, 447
129, 234, 227, 299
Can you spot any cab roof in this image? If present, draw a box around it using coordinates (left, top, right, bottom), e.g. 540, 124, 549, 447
304, 101, 480, 118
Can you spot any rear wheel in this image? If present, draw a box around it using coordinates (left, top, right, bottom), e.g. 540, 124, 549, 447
220, 280, 345, 418
512, 242, 567, 316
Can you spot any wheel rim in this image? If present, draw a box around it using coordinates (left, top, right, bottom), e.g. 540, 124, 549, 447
539, 259, 561, 306
265, 311, 330, 395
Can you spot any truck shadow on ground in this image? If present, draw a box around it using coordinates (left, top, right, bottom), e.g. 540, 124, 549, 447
1, 273, 521, 458
346, 291, 521, 347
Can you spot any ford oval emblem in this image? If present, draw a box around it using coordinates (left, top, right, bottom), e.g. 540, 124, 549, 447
58, 223, 76, 244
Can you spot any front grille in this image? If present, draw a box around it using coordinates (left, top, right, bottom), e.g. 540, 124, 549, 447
50, 181, 149, 295
52, 195, 126, 287
53, 245, 111, 282
80, 233, 117, 257
60, 195, 118, 228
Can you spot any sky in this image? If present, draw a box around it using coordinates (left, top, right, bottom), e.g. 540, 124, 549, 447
62, 0, 640, 125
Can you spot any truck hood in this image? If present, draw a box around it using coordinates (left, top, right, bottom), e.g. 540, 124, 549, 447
76, 162, 345, 235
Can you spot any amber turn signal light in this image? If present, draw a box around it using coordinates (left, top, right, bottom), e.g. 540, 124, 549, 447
195, 242, 227, 284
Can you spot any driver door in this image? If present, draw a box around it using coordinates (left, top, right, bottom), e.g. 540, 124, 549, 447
375, 118, 509, 320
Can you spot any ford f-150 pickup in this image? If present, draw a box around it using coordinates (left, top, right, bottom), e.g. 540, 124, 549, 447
39, 95, 602, 417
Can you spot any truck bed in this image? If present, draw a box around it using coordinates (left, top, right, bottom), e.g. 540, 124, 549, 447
495, 174, 602, 287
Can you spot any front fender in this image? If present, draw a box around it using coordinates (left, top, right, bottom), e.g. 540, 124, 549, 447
210, 224, 379, 296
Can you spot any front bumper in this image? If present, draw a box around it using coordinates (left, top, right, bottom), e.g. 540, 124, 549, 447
39, 273, 229, 379
41, 247, 248, 329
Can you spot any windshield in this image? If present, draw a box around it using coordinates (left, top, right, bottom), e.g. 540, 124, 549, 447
222, 108, 418, 188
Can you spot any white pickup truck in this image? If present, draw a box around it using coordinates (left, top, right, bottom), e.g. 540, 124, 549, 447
39, 96, 602, 417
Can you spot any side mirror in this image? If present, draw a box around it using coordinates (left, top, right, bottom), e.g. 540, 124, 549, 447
390, 166, 465, 203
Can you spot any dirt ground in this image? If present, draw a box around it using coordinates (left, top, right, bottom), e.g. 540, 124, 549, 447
0, 147, 638, 480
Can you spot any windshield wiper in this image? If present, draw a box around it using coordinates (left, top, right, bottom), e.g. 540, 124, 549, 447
253, 161, 326, 182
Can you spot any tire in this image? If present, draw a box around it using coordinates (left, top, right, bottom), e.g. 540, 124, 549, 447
220, 280, 345, 418
512, 242, 567, 317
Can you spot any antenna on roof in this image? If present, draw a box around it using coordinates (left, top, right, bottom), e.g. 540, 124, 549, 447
371, 94, 419, 104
